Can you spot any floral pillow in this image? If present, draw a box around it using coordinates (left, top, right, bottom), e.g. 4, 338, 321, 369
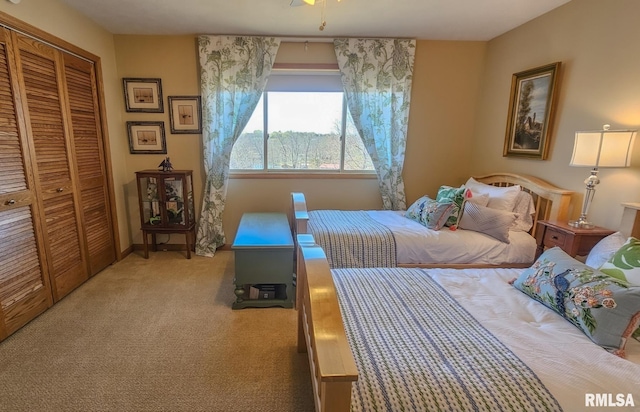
435, 185, 466, 227
512, 247, 640, 357
599, 237, 640, 285
404, 195, 455, 230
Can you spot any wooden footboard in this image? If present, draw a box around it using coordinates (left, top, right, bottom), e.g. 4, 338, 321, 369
296, 236, 357, 412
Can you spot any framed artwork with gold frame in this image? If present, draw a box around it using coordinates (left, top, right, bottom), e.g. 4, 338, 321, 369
503, 62, 560, 160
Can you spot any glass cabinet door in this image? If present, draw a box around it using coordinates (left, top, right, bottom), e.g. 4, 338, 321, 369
163, 176, 186, 226
140, 176, 162, 226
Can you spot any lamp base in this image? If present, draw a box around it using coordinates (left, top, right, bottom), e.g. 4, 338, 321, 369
568, 219, 595, 229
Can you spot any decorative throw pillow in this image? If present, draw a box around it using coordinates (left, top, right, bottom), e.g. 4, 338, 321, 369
512, 247, 640, 357
404, 196, 455, 230
599, 237, 640, 285
511, 191, 536, 232
465, 177, 521, 211
435, 185, 466, 227
585, 232, 627, 269
458, 201, 517, 243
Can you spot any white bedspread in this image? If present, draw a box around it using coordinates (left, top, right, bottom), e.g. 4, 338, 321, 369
427, 267, 640, 410
367, 210, 536, 265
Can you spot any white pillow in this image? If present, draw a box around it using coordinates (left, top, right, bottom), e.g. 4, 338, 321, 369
585, 231, 628, 269
511, 191, 536, 232
465, 177, 521, 211
466, 192, 490, 207
458, 201, 518, 243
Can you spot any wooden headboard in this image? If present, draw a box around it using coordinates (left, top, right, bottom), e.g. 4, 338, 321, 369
475, 173, 572, 238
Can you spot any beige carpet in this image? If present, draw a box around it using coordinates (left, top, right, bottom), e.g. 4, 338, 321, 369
0, 251, 314, 412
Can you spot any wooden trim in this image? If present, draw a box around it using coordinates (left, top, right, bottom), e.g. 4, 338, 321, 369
272, 62, 339, 71
93, 59, 122, 260
231, 172, 376, 180
0, 11, 100, 63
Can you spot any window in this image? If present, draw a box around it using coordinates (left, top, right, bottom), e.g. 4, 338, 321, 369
230, 70, 374, 173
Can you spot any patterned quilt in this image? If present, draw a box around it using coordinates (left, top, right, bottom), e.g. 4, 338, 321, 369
332, 267, 562, 412
308, 210, 397, 268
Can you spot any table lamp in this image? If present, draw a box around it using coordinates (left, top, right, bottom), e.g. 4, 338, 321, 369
569, 124, 636, 228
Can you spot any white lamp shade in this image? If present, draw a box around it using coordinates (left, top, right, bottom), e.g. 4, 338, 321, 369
570, 128, 636, 167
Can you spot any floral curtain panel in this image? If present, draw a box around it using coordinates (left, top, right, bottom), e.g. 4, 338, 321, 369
334, 38, 416, 210
196, 36, 280, 257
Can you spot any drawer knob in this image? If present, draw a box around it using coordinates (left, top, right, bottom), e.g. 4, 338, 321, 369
6, 199, 16, 205
56, 188, 64, 193
551, 235, 558, 240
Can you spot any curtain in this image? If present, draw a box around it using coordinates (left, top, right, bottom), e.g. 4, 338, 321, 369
196, 36, 280, 257
334, 38, 416, 210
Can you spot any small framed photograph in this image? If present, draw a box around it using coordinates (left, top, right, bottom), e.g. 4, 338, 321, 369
123, 78, 164, 113
127, 121, 167, 154
503, 62, 560, 160
168, 96, 202, 134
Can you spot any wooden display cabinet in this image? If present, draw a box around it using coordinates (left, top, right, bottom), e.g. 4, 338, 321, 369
135, 170, 196, 259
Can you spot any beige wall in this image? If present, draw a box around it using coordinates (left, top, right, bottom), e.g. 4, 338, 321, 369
9, 0, 635, 251
471, 0, 640, 231
114, 37, 486, 243
0, 0, 130, 252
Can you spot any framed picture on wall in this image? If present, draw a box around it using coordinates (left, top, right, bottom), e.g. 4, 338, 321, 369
123, 78, 164, 113
127, 121, 167, 154
168, 96, 202, 134
503, 62, 561, 160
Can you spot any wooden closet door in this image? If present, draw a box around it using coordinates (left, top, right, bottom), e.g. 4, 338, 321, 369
0, 28, 52, 339
13, 33, 88, 302
63, 54, 116, 275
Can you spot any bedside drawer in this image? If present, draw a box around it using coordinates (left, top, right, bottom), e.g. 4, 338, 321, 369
543, 227, 567, 249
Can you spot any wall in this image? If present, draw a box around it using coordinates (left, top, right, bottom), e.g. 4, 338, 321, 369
114, 36, 486, 244
471, 0, 640, 231
0, 0, 131, 253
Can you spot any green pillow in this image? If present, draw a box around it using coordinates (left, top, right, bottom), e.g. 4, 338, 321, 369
435, 185, 466, 227
404, 195, 454, 230
600, 237, 640, 285
512, 247, 640, 357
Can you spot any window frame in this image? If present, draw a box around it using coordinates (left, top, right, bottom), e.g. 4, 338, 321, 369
229, 64, 376, 178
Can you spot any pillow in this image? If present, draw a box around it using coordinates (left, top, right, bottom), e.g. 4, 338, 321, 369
585, 232, 627, 269
511, 191, 536, 232
465, 177, 521, 211
512, 247, 640, 357
404, 196, 455, 230
458, 201, 517, 243
465, 191, 490, 207
435, 185, 466, 227
599, 237, 640, 285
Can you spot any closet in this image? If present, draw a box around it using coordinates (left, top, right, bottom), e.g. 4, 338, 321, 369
0, 18, 117, 341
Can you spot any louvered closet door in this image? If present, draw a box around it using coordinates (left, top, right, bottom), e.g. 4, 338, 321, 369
0, 28, 52, 339
14, 33, 88, 302
63, 54, 115, 275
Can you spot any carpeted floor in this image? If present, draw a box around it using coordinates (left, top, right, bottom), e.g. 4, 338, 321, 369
0, 250, 314, 412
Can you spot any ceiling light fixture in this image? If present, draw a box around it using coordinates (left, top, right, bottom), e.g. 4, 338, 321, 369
291, 0, 343, 31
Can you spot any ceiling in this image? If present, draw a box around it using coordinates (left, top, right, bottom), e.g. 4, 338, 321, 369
57, 0, 570, 41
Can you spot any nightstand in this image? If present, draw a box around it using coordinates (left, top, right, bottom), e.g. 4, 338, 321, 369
535, 220, 615, 259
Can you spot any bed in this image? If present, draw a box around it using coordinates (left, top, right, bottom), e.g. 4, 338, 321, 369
296, 239, 640, 412
291, 173, 572, 268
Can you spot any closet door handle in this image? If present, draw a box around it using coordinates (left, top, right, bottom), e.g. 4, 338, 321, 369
56, 188, 64, 193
